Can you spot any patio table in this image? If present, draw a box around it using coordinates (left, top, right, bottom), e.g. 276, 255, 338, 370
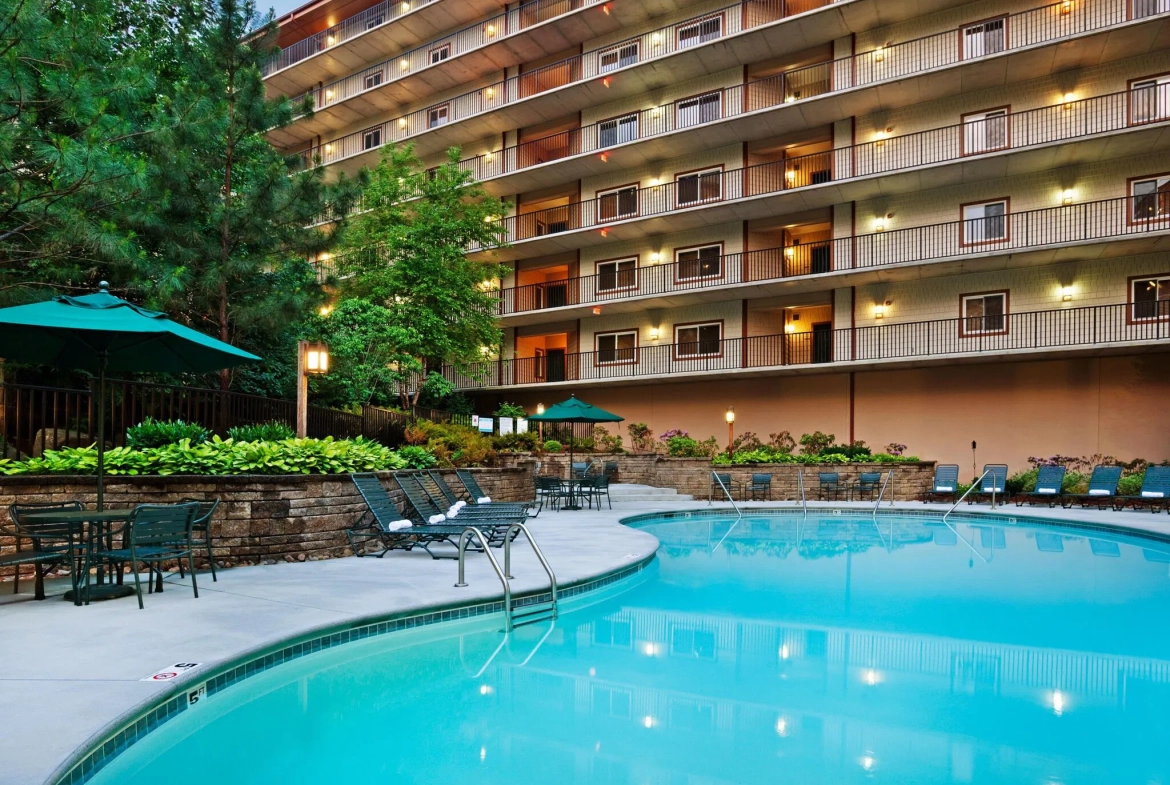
22, 509, 134, 602
559, 478, 591, 511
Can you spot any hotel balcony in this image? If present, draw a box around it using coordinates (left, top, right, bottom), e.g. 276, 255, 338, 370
491, 194, 1170, 323
444, 299, 1170, 389
292, 0, 1169, 168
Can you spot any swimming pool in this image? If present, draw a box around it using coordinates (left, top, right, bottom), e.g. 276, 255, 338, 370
86, 512, 1170, 784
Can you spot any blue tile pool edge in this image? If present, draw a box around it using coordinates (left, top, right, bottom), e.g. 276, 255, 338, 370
47, 553, 656, 785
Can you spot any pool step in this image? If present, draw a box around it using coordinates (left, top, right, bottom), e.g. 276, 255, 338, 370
608, 483, 695, 503
512, 599, 557, 628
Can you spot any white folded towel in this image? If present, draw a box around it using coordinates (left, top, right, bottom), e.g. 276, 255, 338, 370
936, 486, 953, 492
427, 514, 446, 524
453, 500, 467, 509
1088, 489, 1109, 495
385, 520, 413, 531
1037, 488, 1057, 493
446, 506, 460, 517
477, 496, 491, 504
1141, 491, 1165, 498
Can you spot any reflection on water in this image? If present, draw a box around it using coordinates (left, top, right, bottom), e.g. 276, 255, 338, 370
92, 516, 1170, 785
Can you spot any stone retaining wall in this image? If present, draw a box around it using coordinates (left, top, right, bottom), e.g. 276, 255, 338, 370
0, 468, 532, 576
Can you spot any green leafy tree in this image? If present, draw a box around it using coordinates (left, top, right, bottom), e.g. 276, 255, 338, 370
339, 144, 508, 407
301, 299, 402, 408
133, 0, 361, 389
0, 0, 152, 304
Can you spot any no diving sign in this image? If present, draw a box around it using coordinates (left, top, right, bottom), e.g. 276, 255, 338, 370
141, 662, 203, 682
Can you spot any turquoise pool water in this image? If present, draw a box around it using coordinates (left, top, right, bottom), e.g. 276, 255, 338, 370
89, 513, 1170, 784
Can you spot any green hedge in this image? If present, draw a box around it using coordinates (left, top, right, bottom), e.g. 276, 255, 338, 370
712, 449, 920, 465
0, 436, 409, 476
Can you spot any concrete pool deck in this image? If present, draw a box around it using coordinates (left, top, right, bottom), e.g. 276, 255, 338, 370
2, 499, 1168, 785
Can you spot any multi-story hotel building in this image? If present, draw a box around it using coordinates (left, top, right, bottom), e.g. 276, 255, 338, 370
268, 0, 1170, 467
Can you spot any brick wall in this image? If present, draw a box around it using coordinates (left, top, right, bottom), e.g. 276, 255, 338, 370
0, 468, 533, 576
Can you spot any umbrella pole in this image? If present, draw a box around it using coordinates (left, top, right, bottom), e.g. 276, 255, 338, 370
96, 352, 107, 512
563, 422, 581, 511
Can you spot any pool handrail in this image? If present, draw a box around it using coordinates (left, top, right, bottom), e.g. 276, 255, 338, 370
503, 522, 558, 622
711, 471, 743, 519
873, 469, 895, 518
943, 469, 993, 524
455, 527, 513, 632
798, 470, 807, 515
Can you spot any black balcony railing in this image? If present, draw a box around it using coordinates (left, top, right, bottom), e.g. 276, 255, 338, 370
300, 0, 1164, 169
443, 299, 1170, 388
491, 194, 1170, 314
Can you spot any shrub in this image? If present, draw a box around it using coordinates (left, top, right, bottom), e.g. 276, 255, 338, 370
627, 422, 654, 452
592, 426, 625, 453
493, 431, 541, 453
0, 436, 406, 476
799, 431, 835, 455
395, 445, 438, 469
659, 428, 689, 443
227, 421, 295, 442
125, 418, 210, 449
665, 435, 721, 458
730, 431, 764, 452
821, 441, 871, 460
885, 442, 907, 457
543, 439, 564, 453
767, 431, 796, 453
493, 402, 526, 419
401, 420, 496, 467
1119, 471, 1145, 496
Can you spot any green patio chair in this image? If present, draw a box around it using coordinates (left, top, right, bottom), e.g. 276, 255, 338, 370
90, 503, 200, 609
178, 498, 221, 581
817, 473, 843, 501
748, 473, 772, 501
1015, 465, 1066, 507
922, 464, 960, 503
1061, 465, 1123, 508
1, 501, 87, 603
1114, 465, 1170, 513
853, 472, 883, 501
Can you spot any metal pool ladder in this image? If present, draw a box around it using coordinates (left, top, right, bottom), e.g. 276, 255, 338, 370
454, 524, 558, 632
710, 472, 743, 519
943, 469, 993, 524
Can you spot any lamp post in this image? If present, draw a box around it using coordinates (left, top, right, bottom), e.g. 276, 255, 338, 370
296, 340, 330, 438
725, 406, 735, 456
536, 403, 545, 441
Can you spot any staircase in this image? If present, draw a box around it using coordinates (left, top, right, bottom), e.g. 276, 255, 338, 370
607, 483, 694, 503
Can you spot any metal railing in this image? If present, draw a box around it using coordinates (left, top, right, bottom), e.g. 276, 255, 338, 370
503, 523, 559, 626
455, 527, 514, 631
944, 469, 993, 522
481, 194, 1170, 316
709, 471, 744, 518
442, 298, 1170, 389
299, 0, 1165, 169
873, 469, 894, 517
798, 470, 808, 515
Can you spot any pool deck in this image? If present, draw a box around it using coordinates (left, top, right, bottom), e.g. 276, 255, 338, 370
2, 499, 1168, 785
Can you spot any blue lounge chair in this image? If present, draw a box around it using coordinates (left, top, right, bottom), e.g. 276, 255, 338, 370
424, 470, 534, 517
923, 464, 960, 503
967, 465, 1008, 504
1114, 465, 1170, 513
817, 473, 843, 501
1061, 465, 1123, 508
1016, 465, 1066, 507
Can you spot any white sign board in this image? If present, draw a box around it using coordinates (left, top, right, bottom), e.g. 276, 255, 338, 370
516, 418, 528, 434
477, 417, 494, 433
499, 417, 514, 435
471, 415, 480, 427
141, 662, 202, 682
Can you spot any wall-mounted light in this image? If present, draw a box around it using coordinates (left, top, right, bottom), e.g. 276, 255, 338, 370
648, 177, 660, 186
1062, 92, 1076, 108
649, 327, 660, 340
1060, 0, 1072, 13
650, 252, 661, 263
784, 322, 795, 333
400, 59, 409, 70
600, 152, 609, 162
651, 107, 661, 117
785, 169, 796, 182
1061, 286, 1074, 302
599, 228, 609, 237
652, 33, 662, 46
485, 86, 495, 99
324, 143, 333, 153
874, 304, 886, 319
784, 246, 795, 259
592, 306, 602, 315
485, 23, 496, 36
398, 118, 407, 127
325, 89, 334, 100
1061, 189, 1075, 205
479, 345, 492, 356
327, 35, 336, 45
400, 1, 409, 11
483, 150, 493, 161
873, 46, 885, 62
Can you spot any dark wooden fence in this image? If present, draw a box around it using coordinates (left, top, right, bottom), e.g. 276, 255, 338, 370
0, 379, 469, 459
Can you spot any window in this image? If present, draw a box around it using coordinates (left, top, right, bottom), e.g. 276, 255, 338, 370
962, 292, 1008, 334
598, 113, 638, 148
365, 14, 384, 30
1130, 76, 1170, 124
597, 185, 638, 221
597, 258, 637, 291
1131, 176, 1170, 222
596, 330, 637, 364
676, 92, 721, 128
429, 44, 450, 64
961, 199, 1008, 244
675, 322, 722, 357
1131, 275, 1170, 320
962, 108, 1008, 154
676, 244, 722, 280
1132, 0, 1170, 19
676, 168, 722, 206
363, 127, 381, 150
427, 104, 449, 128
961, 18, 1005, 59
599, 41, 638, 73
679, 16, 722, 48
364, 70, 384, 90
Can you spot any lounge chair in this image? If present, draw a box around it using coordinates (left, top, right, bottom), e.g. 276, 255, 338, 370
967, 465, 1008, 504
1114, 465, 1170, 513
424, 470, 534, 517
748, 473, 772, 501
1061, 465, 1123, 509
346, 473, 471, 559
923, 464, 960, 503
1015, 465, 1066, 507
817, 473, 843, 501
456, 469, 538, 513
397, 473, 525, 528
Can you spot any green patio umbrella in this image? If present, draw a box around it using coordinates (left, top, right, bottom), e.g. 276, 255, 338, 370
0, 282, 260, 508
527, 395, 623, 510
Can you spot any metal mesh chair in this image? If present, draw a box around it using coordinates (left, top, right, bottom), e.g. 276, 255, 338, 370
179, 498, 221, 581
91, 503, 200, 609
2, 501, 86, 602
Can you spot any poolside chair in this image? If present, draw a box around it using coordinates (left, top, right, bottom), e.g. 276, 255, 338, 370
456, 469, 538, 512
923, 464, 960, 503
1114, 465, 1170, 513
397, 473, 525, 530
967, 465, 1008, 504
90, 503, 200, 610
748, 473, 773, 501
572, 461, 590, 479
346, 473, 469, 559
603, 461, 619, 480
1061, 465, 1123, 509
1015, 465, 1066, 508
853, 472, 882, 501
535, 475, 570, 513
1, 501, 87, 603
817, 473, 843, 501
582, 474, 613, 510
425, 470, 535, 517
178, 498, 221, 581
710, 472, 742, 501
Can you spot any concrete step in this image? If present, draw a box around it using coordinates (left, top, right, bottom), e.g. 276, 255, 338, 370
607, 483, 694, 503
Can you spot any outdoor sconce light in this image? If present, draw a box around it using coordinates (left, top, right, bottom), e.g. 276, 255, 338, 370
1061, 286, 1074, 302
652, 33, 662, 46
600, 153, 609, 162
874, 46, 885, 62
485, 23, 496, 36
536, 403, 545, 415
602, 77, 612, 88
303, 342, 330, 374
1062, 93, 1076, 108
592, 306, 603, 315
400, 1, 409, 10
400, 59, 410, 71
485, 87, 495, 99
1060, 0, 1072, 13
650, 252, 661, 263
784, 322, 795, 333
649, 327, 660, 340
602, 3, 611, 14
399, 118, 407, 127
874, 306, 885, 319
1061, 189, 1075, 205
784, 246, 795, 259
